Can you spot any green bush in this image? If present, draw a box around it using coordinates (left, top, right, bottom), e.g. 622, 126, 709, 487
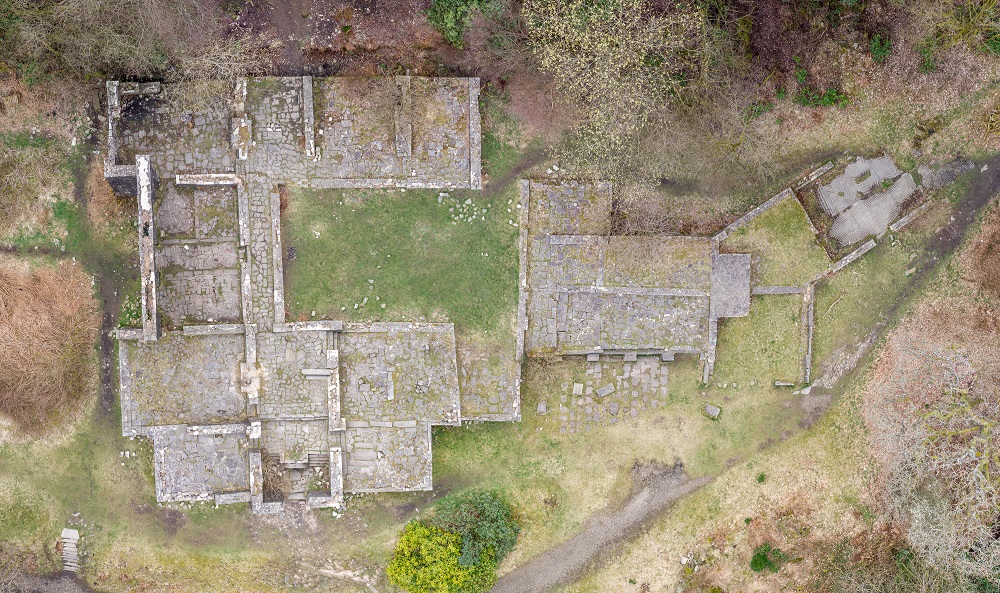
428, 490, 520, 566
756, 472, 767, 483
426, 0, 480, 46
750, 542, 788, 573
870, 33, 891, 63
387, 522, 498, 593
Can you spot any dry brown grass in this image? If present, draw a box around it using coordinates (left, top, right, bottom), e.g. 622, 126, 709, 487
84, 156, 129, 229
0, 260, 100, 435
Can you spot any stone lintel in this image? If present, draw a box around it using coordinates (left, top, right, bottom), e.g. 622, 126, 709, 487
119, 82, 162, 96
302, 368, 334, 377
302, 76, 316, 157
183, 323, 245, 336
232, 115, 251, 161
215, 491, 251, 506
248, 449, 263, 498
832, 239, 877, 272
255, 501, 284, 515
394, 75, 412, 158
115, 328, 144, 341
175, 173, 242, 186
469, 78, 482, 190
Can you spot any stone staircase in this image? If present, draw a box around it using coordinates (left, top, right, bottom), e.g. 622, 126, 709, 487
60, 528, 80, 573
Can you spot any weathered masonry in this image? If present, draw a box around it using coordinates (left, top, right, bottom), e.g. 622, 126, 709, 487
109, 76, 485, 513
518, 180, 752, 382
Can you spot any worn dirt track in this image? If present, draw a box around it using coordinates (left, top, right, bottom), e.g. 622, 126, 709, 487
492, 468, 711, 593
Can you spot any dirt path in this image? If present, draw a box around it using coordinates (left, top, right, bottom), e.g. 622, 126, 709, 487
492, 466, 711, 593
71, 106, 122, 420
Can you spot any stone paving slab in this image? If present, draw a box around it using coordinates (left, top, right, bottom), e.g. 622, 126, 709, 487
710, 253, 751, 318
342, 424, 433, 492
818, 156, 900, 217
828, 173, 917, 246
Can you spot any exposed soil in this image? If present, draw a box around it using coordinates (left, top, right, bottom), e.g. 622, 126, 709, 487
234, 0, 451, 76
964, 205, 1000, 296
72, 103, 122, 421
7, 572, 96, 593
492, 463, 711, 593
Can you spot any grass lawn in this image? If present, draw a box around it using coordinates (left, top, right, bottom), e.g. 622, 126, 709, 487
721, 197, 830, 287
282, 134, 523, 335
0, 414, 312, 592
809, 197, 947, 377
556, 375, 872, 593
714, 295, 804, 386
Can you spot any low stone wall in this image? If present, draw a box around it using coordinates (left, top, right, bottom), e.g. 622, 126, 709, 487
752, 286, 804, 295
795, 161, 834, 190
182, 323, 245, 336
889, 200, 933, 233
273, 320, 345, 333
104, 81, 161, 197
175, 173, 242, 186
831, 239, 876, 272
713, 188, 794, 244
136, 156, 159, 341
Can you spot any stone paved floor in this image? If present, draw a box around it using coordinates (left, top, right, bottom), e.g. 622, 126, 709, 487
151, 425, 250, 502
119, 333, 246, 432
